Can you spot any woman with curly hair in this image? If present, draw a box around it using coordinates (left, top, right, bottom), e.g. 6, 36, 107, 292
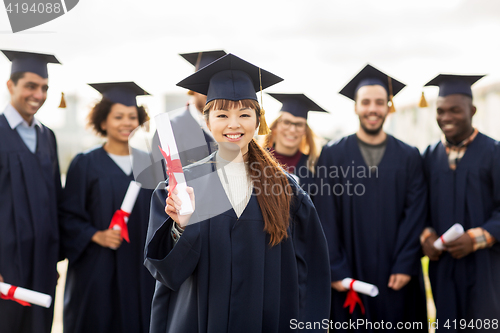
145, 54, 330, 333
60, 82, 155, 333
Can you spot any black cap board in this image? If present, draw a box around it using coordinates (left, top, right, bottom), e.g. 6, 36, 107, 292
1, 50, 61, 79
88, 82, 151, 107
176, 53, 283, 104
267, 93, 328, 119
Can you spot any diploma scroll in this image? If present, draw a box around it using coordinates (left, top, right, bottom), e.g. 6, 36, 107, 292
341, 278, 379, 297
120, 181, 142, 214
108, 180, 142, 244
433, 223, 465, 250
0, 282, 52, 308
155, 113, 194, 216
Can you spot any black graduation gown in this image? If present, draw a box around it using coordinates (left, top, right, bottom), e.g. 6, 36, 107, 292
0, 114, 61, 333
267, 149, 315, 198
314, 134, 427, 332
423, 133, 500, 331
294, 153, 316, 197
144, 154, 331, 333
60, 147, 155, 333
149, 106, 218, 332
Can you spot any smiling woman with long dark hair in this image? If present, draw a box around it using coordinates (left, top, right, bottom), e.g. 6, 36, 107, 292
144, 54, 331, 333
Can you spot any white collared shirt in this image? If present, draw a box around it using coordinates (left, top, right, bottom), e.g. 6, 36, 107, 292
188, 102, 214, 140
2, 104, 43, 153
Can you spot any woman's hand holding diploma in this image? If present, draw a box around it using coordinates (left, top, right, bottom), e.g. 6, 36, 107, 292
165, 186, 195, 229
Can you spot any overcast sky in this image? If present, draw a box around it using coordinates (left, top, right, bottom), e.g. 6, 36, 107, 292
1, 0, 499, 137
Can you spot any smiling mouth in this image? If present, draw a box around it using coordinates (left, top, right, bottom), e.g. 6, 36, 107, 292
442, 124, 455, 130
27, 101, 40, 107
366, 115, 380, 122
224, 134, 243, 141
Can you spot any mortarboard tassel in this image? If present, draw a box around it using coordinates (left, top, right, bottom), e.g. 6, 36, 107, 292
418, 92, 428, 108
194, 52, 203, 71
187, 90, 195, 96
388, 76, 396, 113
58, 92, 66, 108
258, 67, 270, 135
258, 108, 270, 135
388, 97, 396, 113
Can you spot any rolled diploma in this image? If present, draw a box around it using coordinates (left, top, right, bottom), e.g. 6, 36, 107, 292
112, 180, 141, 233
433, 223, 464, 250
0, 282, 52, 308
341, 278, 379, 297
121, 180, 142, 216
172, 175, 193, 216
155, 113, 194, 216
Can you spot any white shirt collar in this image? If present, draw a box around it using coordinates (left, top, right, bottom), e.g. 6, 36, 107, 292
2, 104, 43, 131
188, 102, 213, 139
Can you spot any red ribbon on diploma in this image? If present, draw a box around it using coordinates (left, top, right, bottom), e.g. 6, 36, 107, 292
0, 286, 31, 306
440, 235, 445, 246
109, 209, 130, 243
343, 279, 365, 315
158, 145, 183, 192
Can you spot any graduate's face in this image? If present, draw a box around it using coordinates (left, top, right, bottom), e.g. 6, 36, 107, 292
354, 85, 389, 135
436, 94, 476, 144
7, 72, 48, 123
207, 103, 258, 155
274, 112, 307, 151
101, 103, 139, 143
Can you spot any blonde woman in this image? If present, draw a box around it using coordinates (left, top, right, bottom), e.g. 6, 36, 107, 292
264, 93, 327, 196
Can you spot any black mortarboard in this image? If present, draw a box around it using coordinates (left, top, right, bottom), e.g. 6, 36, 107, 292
176, 53, 283, 103
339, 64, 405, 101
88, 82, 151, 107
179, 50, 227, 71
1, 50, 61, 79
424, 74, 486, 98
267, 93, 328, 119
